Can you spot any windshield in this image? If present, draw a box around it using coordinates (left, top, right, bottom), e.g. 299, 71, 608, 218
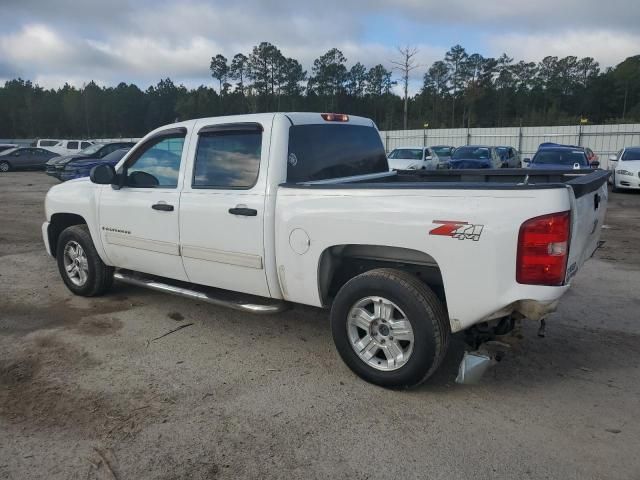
287, 124, 388, 183
621, 148, 640, 161
80, 143, 104, 155
431, 146, 452, 157
389, 148, 423, 160
452, 147, 490, 160
532, 149, 588, 166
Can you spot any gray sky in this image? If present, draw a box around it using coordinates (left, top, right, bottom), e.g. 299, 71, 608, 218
1, 0, 638, 90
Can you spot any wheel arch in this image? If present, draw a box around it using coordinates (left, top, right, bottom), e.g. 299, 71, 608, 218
48, 213, 87, 258
317, 244, 447, 310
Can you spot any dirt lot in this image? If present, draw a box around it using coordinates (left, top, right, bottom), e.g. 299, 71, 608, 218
1, 172, 639, 480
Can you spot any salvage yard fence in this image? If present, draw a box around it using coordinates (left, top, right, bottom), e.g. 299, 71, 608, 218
4, 123, 640, 170
380, 123, 640, 169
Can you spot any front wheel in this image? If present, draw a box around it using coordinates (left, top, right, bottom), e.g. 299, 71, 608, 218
56, 225, 114, 296
330, 268, 450, 388
0, 161, 11, 172
611, 172, 621, 193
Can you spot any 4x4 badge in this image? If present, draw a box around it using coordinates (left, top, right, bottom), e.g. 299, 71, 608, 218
430, 220, 484, 241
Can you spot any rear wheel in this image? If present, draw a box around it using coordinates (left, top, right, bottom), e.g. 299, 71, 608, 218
0, 161, 10, 172
56, 225, 114, 296
330, 268, 449, 388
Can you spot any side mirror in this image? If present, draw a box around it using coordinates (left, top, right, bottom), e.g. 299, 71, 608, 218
608, 155, 617, 162
590, 160, 600, 168
523, 158, 531, 163
14, 152, 21, 157
90, 163, 116, 184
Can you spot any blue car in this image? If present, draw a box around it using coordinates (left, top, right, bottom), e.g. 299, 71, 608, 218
59, 148, 131, 181
524, 144, 590, 170
448, 146, 503, 169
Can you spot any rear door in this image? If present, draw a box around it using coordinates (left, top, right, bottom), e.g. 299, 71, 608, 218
179, 119, 271, 297
565, 172, 609, 283
20, 148, 40, 167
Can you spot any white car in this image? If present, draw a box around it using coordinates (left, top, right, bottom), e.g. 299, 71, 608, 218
42, 112, 609, 388
387, 147, 438, 170
36, 139, 95, 155
608, 147, 640, 191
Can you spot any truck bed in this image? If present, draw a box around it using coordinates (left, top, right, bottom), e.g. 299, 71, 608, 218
282, 168, 610, 199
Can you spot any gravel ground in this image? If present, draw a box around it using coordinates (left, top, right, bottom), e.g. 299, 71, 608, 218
1, 172, 639, 480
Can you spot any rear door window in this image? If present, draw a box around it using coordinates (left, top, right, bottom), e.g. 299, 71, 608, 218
67, 141, 79, 150
193, 128, 262, 189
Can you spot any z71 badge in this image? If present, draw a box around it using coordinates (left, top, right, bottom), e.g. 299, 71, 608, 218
429, 220, 484, 241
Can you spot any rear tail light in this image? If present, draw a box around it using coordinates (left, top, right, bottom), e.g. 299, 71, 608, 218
516, 211, 571, 286
321, 113, 349, 122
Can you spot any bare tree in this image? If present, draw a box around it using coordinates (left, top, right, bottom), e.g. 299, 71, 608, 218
391, 46, 420, 130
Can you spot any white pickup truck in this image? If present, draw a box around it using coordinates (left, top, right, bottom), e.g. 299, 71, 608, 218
42, 112, 610, 387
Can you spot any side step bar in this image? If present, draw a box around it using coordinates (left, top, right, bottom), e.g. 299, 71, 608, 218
113, 270, 288, 315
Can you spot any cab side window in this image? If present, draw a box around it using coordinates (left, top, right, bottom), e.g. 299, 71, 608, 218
126, 135, 185, 188
67, 141, 79, 150
192, 128, 262, 189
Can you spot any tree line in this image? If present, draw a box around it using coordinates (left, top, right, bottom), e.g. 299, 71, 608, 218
0, 42, 638, 139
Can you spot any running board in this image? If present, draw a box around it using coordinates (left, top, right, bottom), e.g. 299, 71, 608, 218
113, 270, 288, 314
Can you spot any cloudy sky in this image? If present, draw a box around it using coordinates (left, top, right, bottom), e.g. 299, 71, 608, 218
1, 0, 638, 90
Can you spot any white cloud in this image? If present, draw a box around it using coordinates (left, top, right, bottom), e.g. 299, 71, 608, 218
487, 30, 640, 67
0, 0, 638, 88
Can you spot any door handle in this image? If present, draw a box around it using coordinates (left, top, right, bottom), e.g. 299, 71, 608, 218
228, 207, 257, 216
152, 203, 174, 212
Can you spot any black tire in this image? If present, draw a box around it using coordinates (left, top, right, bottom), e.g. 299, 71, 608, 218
56, 224, 114, 297
611, 173, 620, 193
330, 268, 450, 388
0, 160, 11, 173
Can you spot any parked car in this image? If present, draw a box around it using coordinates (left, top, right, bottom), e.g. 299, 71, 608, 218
35, 139, 95, 155
59, 148, 132, 182
608, 147, 640, 192
496, 146, 522, 168
536, 143, 600, 168
0, 147, 58, 172
43, 112, 609, 388
387, 147, 438, 170
46, 141, 136, 179
524, 145, 590, 170
430, 145, 455, 163
448, 145, 502, 169
585, 147, 599, 165
0, 143, 18, 153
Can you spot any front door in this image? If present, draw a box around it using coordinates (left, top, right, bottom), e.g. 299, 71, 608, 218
179, 119, 270, 297
99, 130, 189, 281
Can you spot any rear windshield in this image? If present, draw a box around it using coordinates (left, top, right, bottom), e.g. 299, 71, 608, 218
533, 149, 588, 166
431, 146, 452, 156
622, 148, 640, 161
452, 147, 490, 160
389, 148, 423, 160
287, 124, 388, 183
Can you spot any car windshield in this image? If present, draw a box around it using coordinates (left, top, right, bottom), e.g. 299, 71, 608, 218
80, 143, 104, 155
452, 147, 490, 160
533, 149, 588, 166
389, 149, 423, 160
621, 148, 640, 161
431, 146, 452, 156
